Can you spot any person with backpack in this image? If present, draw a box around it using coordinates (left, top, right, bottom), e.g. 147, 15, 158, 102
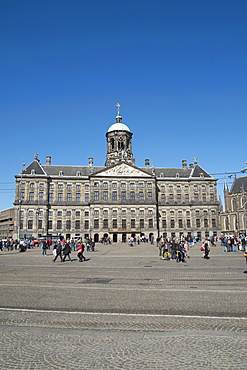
62, 240, 72, 262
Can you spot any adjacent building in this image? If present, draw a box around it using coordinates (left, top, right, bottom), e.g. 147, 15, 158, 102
13, 107, 221, 241
0, 208, 15, 239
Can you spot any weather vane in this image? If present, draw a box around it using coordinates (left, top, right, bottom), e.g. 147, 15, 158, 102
116, 102, 121, 116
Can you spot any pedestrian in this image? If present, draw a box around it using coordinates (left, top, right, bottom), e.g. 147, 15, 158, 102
62, 241, 72, 262
41, 240, 48, 256
53, 241, 63, 262
203, 242, 210, 259
77, 242, 86, 262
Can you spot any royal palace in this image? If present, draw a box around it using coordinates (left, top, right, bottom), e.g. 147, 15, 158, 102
13, 107, 221, 242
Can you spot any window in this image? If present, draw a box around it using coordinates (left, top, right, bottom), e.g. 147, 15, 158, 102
178, 219, 183, 228
161, 185, 165, 191
169, 194, 174, 202
112, 219, 117, 228
48, 220, 52, 229
94, 182, 99, 187
76, 171, 80, 176
139, 183, 143, 188
128, 219, 134, 228
121, 183, 126, 188
20, 220, 23, 229
29, 192, 34, 201
121, 191, 126, 200
196, 210, 200, 215
147, 183, 152, 188
59, 171, 63, 176
57, 220, 62, 229
209, 185, 213, 190
67, 184, 72, 190
84, 220, 89, 229
169, 186, 173, 191
94, 219, 99, 229
212, 219, 216, 227
184, 185, 188, 191
196, 219, 200, 228
204, 219, 208, 228
161, 194, 165, 202
210, 193, 214, 201
177, 194, 181, 203
202, 185, 206, 191
67, 193, 72, 202
85, 211, 89, 217
186, 211, 190, 216
103, 219, 108, 229
202, 193, 206, 202
49, 192, 53, 202
49, 211, 53, 216
147, 192, 152, 200
130, 191, 135, 200
20, 183, 25, 189
66, 220, 71, 229
58, 184, 63, 189
148, 219, 153, 228
57, 211, 62, 216
39, 192, 44, 201
112, 183, 117, 188
85, 193, 89, 202
140, 219, 144, 229
20, 192, 25, 201
170, 219, 175, 228
58, 193, 62, 201
148, 210, 153, 215
131, 210, 135, 215
103, 210, 108, 216
75, 211, 80, 217
103, 182, 108, 188
139, 192, 144, 201
85, 184, 89, 190
112, 191, 117, 201
194, 193, 198, 201
112, 210, 117, 216
186, 219, 191, 228
28, 220, 33, 229
38, 210, 43, 216
122, 219, 127, 228
203, 210, 208, 215
177, 185, 181, 191
94, 191, 99, 201
75, 220, 80, 229
94, 210, 99, 216
185, 194, 189, 202
130, 183, 134, 188
38, 220, 42, 229
194, 185, 198, 191
76, 185, 81, 190
140, 209, 144, 215
66, 211, 71, 216
28, 210, 33, 216
103, 191, 108, 201
170, 211, 174, 215
122, 210, 126, 215
76, 193, 81, 202
211, 210, 216, 215
30, 183, 34, 189
162, 219, 167, 228
39, 183, 44, 189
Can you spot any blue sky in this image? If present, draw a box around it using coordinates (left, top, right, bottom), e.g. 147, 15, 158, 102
1, 0, 247, 211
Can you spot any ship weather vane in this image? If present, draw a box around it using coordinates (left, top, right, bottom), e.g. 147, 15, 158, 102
116, 102, 121, 116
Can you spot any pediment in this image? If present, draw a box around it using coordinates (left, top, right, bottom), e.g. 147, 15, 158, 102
93, 162, 152, 177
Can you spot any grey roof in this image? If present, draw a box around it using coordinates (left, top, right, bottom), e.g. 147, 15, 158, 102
230, 176, 247, 194
19, 161, 213, 180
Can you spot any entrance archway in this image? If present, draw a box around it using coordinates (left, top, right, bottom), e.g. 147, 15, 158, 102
113, 233, 117, 243
94, 233, 99, 242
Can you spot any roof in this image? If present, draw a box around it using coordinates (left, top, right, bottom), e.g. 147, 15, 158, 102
230, 176, 247, 194
107, 122, 131, 133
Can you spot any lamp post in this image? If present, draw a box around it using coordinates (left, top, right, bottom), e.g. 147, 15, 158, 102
17, 162, 26, 241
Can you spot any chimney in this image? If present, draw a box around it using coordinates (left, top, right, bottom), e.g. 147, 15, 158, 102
182, 160, 187, 168
46, 156, 51, 165
88, 157, 93, 167
145, 159, 150, 168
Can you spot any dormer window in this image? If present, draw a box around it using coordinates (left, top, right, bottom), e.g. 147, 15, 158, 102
200, 173, 204, 178
59, 171, 63, 176
176, 173, 179, 178
31, 169, 36, 175
76, 171, 80, 176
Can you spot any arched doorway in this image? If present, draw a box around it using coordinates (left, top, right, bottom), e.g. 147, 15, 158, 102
113, 233, 118, 242
94, 233, 99, 242
122, 233, 126, 243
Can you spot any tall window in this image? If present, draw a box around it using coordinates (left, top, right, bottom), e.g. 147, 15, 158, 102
169, 194, 174, 202
202, 193, 206, 202
38, 192, 44, 201
130, 191, 135, 200
196, 219, 200, 228
121, 191, 126, 200
48, 220, 52, 229
94, 219, 99, 229
194, 193, 198, 201
148, 219, 153, 228
185, 194, 189, 202
177, 194, 181, 203
103, 191, 108, 201
94, 191, 99, 201
162, 219, 167, 228
212, 219, 216, 227
75, 220, 80, 230
131, 219, 135, 228
147, 192, 152, 200
28, 220, 33, 229
210, 193, 214, 201
66, 220, 71, 229
122, 219, 126, 228
178, 219, 183, 228
84, 220, 89, 229
58, 193, 62, 201
76, 193, 81, 202
186, 219, 191, 228
161, 194, 165, 202
57, 220, 62, 230
112, 219, 117, 228
85, 193, 89, 202
140, 219, 144, 229
204, 219, 208, 228
139, 192, 144, 201
67, 193, 72, 202
49, 192, 53, 202
103, 219, 108, 229
112, 191, 117, 201
75, 211, 80, 217
170, 219, 175, 228
29, 192, 34, 201
38, 220, 42, 229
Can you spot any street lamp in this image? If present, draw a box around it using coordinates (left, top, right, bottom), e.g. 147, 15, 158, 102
17, 162, 26, 241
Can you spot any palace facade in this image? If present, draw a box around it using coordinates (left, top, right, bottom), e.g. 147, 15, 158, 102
13, 107, 221, 242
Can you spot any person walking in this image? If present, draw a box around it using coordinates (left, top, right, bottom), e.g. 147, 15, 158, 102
53, 241, 63, 262
77, 242, 86, 262
62, 241, 72, 262
41, 240, 48, 256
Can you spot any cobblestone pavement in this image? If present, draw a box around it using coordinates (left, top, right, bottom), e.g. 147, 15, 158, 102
0, 242, 246, 369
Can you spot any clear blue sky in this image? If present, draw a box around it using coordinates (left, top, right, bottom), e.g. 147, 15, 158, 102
1, 0, 247, 211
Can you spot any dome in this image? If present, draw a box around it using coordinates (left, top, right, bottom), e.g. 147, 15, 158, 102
107, 122, 130, 133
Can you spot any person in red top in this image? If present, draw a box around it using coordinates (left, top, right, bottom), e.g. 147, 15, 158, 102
77, 242, 86, 262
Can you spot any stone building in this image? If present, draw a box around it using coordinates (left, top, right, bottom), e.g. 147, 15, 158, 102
0, 208, 15, 239
221, 176, 247, 235
13, 107, 221, 242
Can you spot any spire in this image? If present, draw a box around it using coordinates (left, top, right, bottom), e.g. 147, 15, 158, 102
224, 179, 229, 191
115, 102, 122, 123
